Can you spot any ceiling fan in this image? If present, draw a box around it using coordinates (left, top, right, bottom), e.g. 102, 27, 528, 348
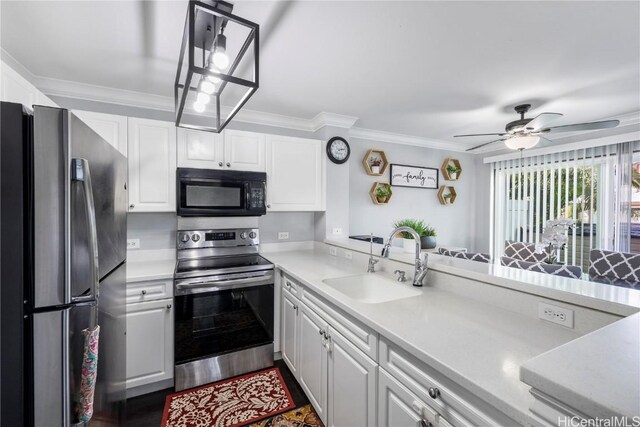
456, 104, 620, 152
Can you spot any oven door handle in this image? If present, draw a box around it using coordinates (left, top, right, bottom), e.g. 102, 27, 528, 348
175, 271, 274, 294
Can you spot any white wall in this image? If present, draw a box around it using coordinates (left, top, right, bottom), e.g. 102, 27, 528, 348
349, 138, 478, 250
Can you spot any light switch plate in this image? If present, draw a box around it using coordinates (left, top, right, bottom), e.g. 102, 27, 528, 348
332, 227, 343, 235
127, 239, 140, 249
278, 232, 289, 240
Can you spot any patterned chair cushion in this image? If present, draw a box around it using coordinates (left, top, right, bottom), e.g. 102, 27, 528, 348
504, 240, 548, 263
438, 248, 491, 263
501, 256, 583, 279
589, 250, 640, 286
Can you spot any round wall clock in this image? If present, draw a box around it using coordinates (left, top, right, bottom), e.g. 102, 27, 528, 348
326, 136, 351, 164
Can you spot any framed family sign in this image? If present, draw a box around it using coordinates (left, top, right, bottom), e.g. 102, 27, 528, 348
390, 164, 439, 189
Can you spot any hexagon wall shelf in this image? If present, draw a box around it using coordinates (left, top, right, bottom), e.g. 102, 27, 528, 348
362, 149, 389, 176
437, 185, 457, 205
369, 182, 392, 205
441, 158, 462, 181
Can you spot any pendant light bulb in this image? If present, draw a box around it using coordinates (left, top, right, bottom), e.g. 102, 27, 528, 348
207, 64, 222, 84
196, 92, 210, 105
193, 101, 206, 113
200, 80, 216, 95
212, 34, 229, 70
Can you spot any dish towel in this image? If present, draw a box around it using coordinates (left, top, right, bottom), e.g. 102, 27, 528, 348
77, 325, 100, 424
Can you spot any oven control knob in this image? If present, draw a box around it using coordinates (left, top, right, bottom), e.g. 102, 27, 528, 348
180, 233, 190, 243
249, 231, 257, 239
191, 234, 201, 242
240, 232, 248, 239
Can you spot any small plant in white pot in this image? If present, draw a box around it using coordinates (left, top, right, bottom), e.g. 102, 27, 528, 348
420, 225, 437, 249
393, 219, 428, 253
446, 163, 461, 180
370, 158, 383, 174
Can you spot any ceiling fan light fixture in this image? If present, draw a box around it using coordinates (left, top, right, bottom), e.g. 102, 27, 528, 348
175, 0, 259, 133
505, 136, 540, 150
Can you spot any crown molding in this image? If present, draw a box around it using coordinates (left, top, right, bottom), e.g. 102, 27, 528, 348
310, 112, 359, 132
350, 126, 466, 152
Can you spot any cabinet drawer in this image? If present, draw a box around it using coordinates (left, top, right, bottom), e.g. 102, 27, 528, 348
126, 279, 173, 303
282, 274, 301, 297
302, 288, 378, 361
379, 339, 517, 426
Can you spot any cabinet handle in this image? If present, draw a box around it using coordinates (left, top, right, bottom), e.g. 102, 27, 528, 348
292, 304, 298, 311
218, 162, 223, 167
267, 204, 271, 208
141, 290, 147, 295
420, 420, 432, 427
129, 204, 135, 209
428, 387, 441, 399
166, 304, 172, 310
226, 162, 231, 167
318, 329, 324, 335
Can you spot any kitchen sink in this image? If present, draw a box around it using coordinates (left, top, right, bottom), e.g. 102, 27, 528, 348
322, 274, 421, 303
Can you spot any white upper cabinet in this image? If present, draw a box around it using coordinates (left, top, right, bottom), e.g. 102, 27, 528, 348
176, 127, 224, 169
176, 128, 265, 172
266, 135, 325, 211
127, 117, 177, 212
1, 61, 58, 108
223, 130, 266, 171
74, 110, 128, 156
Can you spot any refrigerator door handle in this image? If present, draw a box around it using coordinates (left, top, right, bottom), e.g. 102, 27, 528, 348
71, 158, 100, 303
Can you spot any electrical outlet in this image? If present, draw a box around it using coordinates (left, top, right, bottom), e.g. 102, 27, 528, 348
127, 239, 140, 249
332, 227, 343, 236
538, 302, 574, 328
329, 247, 337, 256
344, 250, 353, 260
278, 231, 289, 240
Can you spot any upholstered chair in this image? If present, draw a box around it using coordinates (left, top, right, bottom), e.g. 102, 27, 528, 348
503, 240, 549, 263
501, 256, 583, 279
588, 249, 640, 288
438, 248, 491, 263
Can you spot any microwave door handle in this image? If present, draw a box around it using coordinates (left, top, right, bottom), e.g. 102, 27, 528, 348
71, 158, 99, 303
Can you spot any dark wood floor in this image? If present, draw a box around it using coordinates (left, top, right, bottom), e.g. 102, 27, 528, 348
125, 360, 309, 427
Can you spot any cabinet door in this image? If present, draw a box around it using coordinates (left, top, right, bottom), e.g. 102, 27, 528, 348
126, 299, 174, 389
281, 289, 299, 377
378, 369, 439, 427
298, 303, 329, 423
266, 135, 325, 211
177, 127, 224, 169
73, 110, 127, 156
327, 327, 377, 427
223, 129, 266, 171
127, 118, 177, 212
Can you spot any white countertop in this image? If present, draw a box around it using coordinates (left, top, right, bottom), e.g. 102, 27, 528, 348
262, 248, 587, 425
126, 249, 176, 282
325, 237, 640, 316
521, 312, 640, 419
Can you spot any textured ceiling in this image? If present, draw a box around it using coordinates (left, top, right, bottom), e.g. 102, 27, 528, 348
2, 1, 639, 147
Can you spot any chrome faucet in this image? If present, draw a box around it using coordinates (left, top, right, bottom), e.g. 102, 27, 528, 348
381, 226, 429, 287
367, 233, 379, 273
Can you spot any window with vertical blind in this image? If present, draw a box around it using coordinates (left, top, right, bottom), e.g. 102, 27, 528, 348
491, 141, 640, 271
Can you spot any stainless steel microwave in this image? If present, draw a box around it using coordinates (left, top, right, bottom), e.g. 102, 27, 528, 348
177, 168, 267, 217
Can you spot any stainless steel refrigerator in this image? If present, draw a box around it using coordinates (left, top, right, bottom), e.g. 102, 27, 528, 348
1, 102, 128, 426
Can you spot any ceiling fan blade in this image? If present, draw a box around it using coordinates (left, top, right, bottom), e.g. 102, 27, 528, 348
535, 136, 555, 148
454, 133, 507, 138
541, 120, 620, 134
465, 138, 506, 152
524, 112, 563, 132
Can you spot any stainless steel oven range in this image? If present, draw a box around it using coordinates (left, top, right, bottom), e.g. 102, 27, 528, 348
173, 228, 274, 391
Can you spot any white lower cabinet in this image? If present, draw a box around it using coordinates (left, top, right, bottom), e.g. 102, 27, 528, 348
327, 325, 377, 427
298, 302, 329, 423
378, 368, 441, 427
281, 289, 299, 376
125, 298, 174, 390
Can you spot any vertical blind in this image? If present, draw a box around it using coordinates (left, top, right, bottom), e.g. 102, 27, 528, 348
491, 141, 638, 268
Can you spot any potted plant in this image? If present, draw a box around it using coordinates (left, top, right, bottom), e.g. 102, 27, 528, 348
421, 225, 437, 249
375, 185, 390, 203
443, 193, 452, 203
446, 163, 461, 180
393, 219, 428, 253
370, 157, 383, 174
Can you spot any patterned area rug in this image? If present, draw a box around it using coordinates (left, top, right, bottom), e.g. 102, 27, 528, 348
161, 367, 295, 427
250, 404, 323, 427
